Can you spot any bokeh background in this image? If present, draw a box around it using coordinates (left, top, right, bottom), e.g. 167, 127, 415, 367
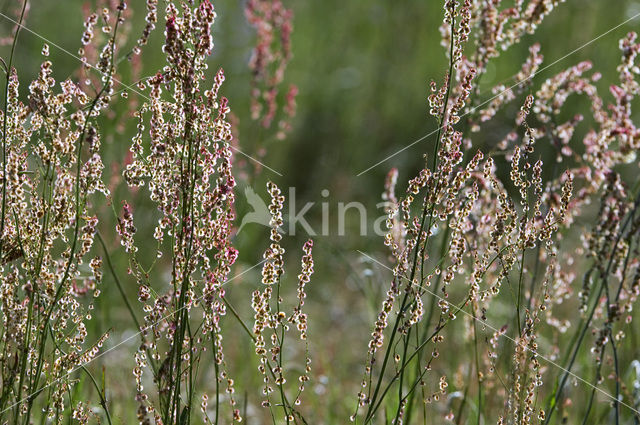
2, 0, 640, 422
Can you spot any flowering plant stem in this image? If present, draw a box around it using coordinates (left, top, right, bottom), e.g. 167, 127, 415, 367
363, 12, 457, 424
544, 193, 640, 425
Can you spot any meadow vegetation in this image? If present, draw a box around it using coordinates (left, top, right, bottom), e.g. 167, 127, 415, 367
1, 0, 640, 424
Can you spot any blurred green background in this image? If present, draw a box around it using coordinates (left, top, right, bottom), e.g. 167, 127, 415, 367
2, 0, 640, 422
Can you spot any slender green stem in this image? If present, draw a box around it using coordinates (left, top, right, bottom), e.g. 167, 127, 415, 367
212, 332, 220, 425
404, 226, 450, 424
79, 366, 113, 425
219, 297, 308, 424
455, 365, 473, 425
473, 311, 482, 425
516, 246, 526, 334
